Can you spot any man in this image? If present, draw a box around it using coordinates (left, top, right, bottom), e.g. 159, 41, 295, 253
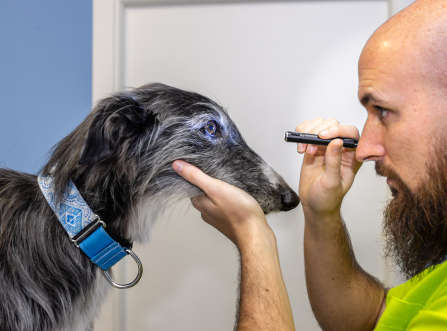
173, 0, 447, 329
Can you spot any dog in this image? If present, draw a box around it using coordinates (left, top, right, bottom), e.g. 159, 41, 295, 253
0, 83, 299, 331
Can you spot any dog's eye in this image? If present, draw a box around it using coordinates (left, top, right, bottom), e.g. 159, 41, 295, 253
203, 120, 218, 137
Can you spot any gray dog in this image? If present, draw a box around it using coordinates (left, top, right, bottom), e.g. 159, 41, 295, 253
0, 83, 299, 331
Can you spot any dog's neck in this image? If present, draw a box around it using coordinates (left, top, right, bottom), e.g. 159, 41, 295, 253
41, 158, 139, 243
37, 174, 144, 291
44, 171, 135, 246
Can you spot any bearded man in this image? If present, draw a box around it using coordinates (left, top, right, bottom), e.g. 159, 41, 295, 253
172, 0, 447, 330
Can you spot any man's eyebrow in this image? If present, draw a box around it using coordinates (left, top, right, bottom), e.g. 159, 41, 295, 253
360, 93, 380, 107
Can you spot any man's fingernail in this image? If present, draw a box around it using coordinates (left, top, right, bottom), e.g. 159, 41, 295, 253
332, 139, 343, 151
172, 160, 184, 173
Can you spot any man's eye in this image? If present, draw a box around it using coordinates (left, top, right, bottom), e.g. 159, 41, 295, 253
202, 120, 218, 137
375, 106, 390, 121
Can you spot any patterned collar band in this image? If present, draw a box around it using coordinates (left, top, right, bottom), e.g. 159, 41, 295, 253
37, 175, 143, 289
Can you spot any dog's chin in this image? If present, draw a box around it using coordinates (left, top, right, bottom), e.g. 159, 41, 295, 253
181, 179, 299, 215
258, 201, 281, 215
260, 206, 282, 215
258, 193, 300, 214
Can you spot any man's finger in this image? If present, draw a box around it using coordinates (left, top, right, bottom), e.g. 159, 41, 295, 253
172, 160, 218, 196
191, 194, 215, 213
318, 124, 360, 140
324, 139, 343, 188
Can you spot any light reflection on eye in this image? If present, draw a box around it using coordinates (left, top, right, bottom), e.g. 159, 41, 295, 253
203, 120, 218, 137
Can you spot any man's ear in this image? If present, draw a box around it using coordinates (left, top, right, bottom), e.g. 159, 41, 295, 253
79, 93, 157, 165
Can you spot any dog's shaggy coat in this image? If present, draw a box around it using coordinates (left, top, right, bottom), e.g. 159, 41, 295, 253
0, 83, 299, 331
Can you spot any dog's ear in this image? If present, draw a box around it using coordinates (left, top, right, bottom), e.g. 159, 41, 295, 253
79, 93, 157, 165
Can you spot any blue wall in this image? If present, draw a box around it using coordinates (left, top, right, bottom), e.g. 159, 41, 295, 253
0, 0, 92, 174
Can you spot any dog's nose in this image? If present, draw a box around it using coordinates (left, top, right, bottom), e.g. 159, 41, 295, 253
280, 189, 300, 211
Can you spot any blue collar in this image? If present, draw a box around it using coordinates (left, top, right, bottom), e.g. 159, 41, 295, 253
37, 175, 142, 289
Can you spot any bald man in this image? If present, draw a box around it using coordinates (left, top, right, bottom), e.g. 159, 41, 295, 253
173, 0, 447, 330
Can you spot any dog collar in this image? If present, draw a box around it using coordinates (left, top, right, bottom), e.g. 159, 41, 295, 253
37, 175, 143, 289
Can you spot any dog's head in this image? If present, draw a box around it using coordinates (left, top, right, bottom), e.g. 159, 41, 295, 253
46, 83, 299, 241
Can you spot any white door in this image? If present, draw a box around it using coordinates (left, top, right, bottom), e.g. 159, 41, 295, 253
93, 1, 413, 330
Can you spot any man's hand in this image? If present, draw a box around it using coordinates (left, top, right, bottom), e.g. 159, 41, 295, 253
297, 118, 385, 331
296, 118, 362, 219
172, 159, 272, 249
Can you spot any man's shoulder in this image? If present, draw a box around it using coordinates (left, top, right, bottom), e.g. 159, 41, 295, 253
389, 260, 447, 305
375, 261, 447, 330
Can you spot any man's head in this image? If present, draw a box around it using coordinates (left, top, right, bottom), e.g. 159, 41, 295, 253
356, 0, 447, 278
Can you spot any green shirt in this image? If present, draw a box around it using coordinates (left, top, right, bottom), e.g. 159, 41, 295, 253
375, 260, 447, 330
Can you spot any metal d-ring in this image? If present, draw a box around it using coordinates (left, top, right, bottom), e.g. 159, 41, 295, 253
102, 248, 143, 289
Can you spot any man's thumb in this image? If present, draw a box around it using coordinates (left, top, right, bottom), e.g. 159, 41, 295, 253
324, 139, 343, 186
172, 160, 216, 195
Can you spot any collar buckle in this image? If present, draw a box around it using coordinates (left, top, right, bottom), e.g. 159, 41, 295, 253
71, 216, 106, 248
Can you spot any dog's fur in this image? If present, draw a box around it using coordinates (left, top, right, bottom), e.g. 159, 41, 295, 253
0, 83, 299, 331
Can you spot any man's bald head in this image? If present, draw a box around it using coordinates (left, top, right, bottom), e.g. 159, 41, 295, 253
360, 0, 447, 88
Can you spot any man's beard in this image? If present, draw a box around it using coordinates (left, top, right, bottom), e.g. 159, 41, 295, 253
376, 150, 447, 280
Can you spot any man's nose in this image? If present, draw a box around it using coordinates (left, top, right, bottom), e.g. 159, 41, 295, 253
355, 122, 385, 162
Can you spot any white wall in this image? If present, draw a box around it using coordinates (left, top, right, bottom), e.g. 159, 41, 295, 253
93, 1, 414, 330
